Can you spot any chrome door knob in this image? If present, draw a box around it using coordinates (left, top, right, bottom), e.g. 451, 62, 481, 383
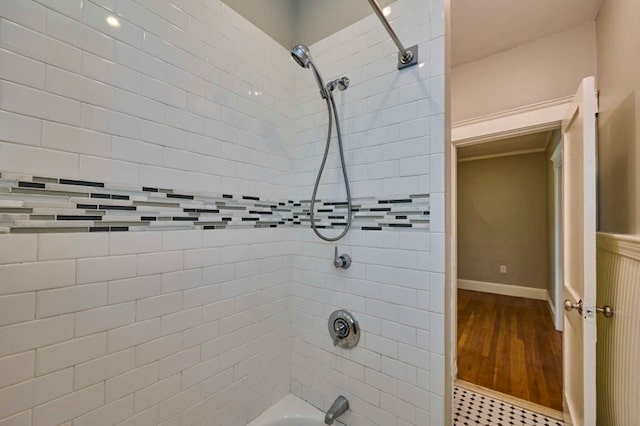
564, 299, 614, 318
564, 299, 583, 314
596, 305, 615, 318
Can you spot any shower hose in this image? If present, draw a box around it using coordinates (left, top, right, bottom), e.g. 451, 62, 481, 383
309, 92, 353, 242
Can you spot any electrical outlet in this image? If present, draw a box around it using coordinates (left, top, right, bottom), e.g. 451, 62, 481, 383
499, 265, 507, 273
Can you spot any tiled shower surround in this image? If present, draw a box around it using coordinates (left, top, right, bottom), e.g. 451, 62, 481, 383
0, 1, 445, 426
288, 1, 445, 424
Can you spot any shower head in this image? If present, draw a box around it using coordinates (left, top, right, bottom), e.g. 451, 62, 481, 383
290, 44, 327, 98
290, 44, 312, 68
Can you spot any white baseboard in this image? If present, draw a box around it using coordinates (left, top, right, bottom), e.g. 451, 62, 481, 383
457, 279, 547, 300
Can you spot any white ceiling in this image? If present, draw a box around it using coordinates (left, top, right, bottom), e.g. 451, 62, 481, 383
451, 0, 602, 67
458, 130, 556, 161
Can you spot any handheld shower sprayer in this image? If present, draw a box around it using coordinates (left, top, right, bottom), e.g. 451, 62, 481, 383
290, 44, 312, 68
290, 45, 350, 97
290, 44, 353, 242
290, 44, 328, 98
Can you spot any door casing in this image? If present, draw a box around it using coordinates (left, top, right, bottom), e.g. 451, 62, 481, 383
446, 97, 573, 408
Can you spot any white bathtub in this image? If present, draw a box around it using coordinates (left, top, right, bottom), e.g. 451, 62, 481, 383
248, 394, 326, 426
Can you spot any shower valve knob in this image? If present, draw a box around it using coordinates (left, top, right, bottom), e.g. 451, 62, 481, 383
334, 319, 349, 338
333, 247, 351, 269
328, 310, 360, 349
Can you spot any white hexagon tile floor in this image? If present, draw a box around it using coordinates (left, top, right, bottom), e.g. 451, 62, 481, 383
454, 386, 564, 426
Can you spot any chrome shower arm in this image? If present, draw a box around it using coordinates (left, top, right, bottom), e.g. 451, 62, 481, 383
367, 0, 406, 55
366, 0, 418, 69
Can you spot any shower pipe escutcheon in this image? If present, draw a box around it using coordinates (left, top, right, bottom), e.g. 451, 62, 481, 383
366, 0, 419, 69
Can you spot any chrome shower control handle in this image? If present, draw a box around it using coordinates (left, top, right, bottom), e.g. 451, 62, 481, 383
332, 318, 349, 346
333, 247, 351, 269
328, 310, 360, 349
333, 318, 349, 339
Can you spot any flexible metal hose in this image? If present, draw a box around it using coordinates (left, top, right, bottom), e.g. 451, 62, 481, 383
309, 92, 352, 241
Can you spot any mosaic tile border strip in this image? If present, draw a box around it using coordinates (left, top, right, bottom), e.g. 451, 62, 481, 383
0, 172, 429, 234
454, 386, 563, 426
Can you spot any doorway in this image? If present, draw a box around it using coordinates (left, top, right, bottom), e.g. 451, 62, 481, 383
447, 101, 574, 422
454, 129, 563, 410
448, 77, 599, 425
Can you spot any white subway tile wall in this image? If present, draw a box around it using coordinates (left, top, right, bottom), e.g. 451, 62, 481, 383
0, 228, 291, 425
0, 0, 293, 421
0, 0, 445, 425
289, 1, 446, 425
0, 0, 293, 199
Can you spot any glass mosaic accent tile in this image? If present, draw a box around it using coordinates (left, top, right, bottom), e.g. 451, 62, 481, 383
0, 172, 429, 233
454, 386, 564, 426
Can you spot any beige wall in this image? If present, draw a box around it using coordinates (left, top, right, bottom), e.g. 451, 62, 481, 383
451, 22, 597, 123
457, 152, 548, 288
596, 0, 640, 234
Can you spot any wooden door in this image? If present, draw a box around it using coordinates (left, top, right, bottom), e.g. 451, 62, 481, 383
562, 76, 598, 426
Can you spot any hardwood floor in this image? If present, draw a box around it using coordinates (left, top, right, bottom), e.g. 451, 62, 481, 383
456, 289, 563, 411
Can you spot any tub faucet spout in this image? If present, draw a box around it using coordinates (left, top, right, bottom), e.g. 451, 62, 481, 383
324, 395, 349, 425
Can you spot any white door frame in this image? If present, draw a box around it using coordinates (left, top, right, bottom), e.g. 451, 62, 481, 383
551, 142, 564, 331
447, 97, 572, 388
